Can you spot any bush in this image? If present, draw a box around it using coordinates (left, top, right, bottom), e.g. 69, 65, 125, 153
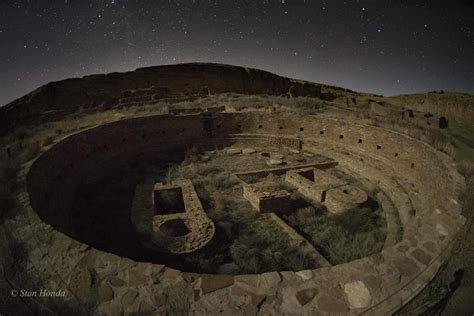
294, 98, 324, 110
239, 174, 260, 184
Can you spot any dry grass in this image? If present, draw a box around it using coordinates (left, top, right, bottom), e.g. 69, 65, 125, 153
165, 93, 326, 114
283, 205, 387, 264
167, 150, 319, 273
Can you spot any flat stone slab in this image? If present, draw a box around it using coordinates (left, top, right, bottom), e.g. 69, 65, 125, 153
242, 148, 256, 154
394, 256, 420, 277
234, 272, 281, 295
268, 159, 283, 165
411, 248, 433, 266
227, 148, 242, 155
296, 288, 319, 306
200, 275, 234, 294
343, 281, 371, 309
318, 289, 348, 313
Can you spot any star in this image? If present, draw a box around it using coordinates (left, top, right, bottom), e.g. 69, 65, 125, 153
0, 0, 473, 106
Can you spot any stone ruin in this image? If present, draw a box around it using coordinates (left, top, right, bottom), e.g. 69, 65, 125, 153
2, 64, 468, 315
285, 167, 368, 214
17, 109, 466, 315
243, 181, 292, 214
131, 179, 215, 254
325, 184, 368, 214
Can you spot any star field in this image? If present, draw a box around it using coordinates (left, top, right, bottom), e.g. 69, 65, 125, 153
1, 0, 473, 106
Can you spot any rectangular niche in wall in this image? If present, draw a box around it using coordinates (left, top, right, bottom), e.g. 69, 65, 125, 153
298, 169, 315, 182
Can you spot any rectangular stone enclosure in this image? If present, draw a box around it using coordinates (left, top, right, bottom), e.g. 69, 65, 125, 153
243, 182, 292, 214
285, 167, 346, 203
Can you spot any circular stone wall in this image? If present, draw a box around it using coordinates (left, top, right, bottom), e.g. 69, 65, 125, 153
23, 111, 466, 314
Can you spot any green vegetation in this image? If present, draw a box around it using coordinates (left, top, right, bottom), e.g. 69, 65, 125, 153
165, 149, 387, 272
167, 149, 319, 274
283, 205, 387, 264
424, 279, 449, 306
292, 98, 325, 112
209, 195, 317, 273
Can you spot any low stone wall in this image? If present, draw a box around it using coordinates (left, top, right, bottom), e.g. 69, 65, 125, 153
285, 167, 346, 205
267, 213, 332, 268
325, 185, 368, 214
9, 111, 466, 314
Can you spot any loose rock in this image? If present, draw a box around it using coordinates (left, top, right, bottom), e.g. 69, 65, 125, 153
268, 159, 283, 166
227, 148, 242, 155
242, 148, 256, 154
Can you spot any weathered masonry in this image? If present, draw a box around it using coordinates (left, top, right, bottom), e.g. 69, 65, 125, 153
131, 179, 215, 254
18, 110, 466, 315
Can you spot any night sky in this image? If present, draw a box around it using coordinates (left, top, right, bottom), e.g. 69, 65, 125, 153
1, 1, 473, 106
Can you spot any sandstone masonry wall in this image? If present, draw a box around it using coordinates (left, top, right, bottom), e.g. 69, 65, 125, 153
21, 111, 466, 315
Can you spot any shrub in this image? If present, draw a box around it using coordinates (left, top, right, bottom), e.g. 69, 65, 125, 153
239, 174, 260, 184
213, 174, 238, 190
294, 98, 324, 110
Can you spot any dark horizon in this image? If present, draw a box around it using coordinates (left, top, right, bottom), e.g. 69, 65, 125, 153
1, 0, 473, 106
